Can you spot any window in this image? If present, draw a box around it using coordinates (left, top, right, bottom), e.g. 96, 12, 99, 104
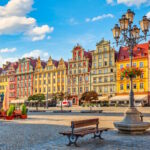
110, 61, 112, 66
44, 80, 46, 84
104, 46, 107, 51
85, 76, 88, 82
111, 69, 113, 73
140, 74, 143, 78
110, 76, 113, 82
133, 63, 136, 67
99, 77, 102, 83
104, 68, 108, 74
80, 87, 82, 93
120, 64, 123, 69
85, 87, 88, 92
104, 61, 107, 66
79, 76, 82, 82
104, 87, 108, 93
140, 83, 144, 89
140, 62, 144, 68
94, 87, 96, 92
104, 77, 107, 82
98, 62, 102, 67
133, 84, 136, 89
73, 88, 76, 93
120, 76, 123, 80
48, 73, 50, 77
93, 78, 97, 83
93, 70, 96, 74
98, 48, 101, 53
104, 53, 108, 58
99, 55, 102, 59
73, 77, 76, 83
94, 63, 96, 68
99, 70, 102, 74
127, 84, 130, 90
44, 88, 46, 92
99, 87, 102, 93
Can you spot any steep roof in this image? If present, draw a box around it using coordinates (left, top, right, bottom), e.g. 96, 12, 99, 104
117, 42, 149, 61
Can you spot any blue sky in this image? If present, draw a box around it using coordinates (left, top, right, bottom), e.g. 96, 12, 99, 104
0, 0, 150, 66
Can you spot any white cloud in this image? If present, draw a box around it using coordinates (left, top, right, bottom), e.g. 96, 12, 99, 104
106, 0, 114, 4
68, 18, 78, 25
0, 48, 16, 53
27, 25, 54, 41
0, 55, 18, 67
0, 0, 54, 41
22, 49, 49, 60
146, 12, 150, 18
117, 0, 147, 7
86, 14, 114, 22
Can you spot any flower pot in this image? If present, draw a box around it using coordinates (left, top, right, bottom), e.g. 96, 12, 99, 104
6, 116, 14, 120
21, 115, 27, 119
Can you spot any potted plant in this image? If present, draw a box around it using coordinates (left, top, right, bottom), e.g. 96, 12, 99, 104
121, 67, 143, 79
21, 104, 27, 119
6, 105, 15, 120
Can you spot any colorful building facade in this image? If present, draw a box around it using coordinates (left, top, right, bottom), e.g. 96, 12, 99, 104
34, 57, 67, 96
67, 44, 92, 105
15, 58, 36, 99
110, 42, 150, 105
91, 39, 116, 102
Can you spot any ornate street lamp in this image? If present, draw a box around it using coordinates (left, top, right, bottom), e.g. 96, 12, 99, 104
112, 9, 150, 134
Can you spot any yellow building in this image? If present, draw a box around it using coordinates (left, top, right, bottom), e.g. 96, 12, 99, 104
91, 39, 116, 103
110, 43, 149, 106
34, 57, 67, 96
0, 62, 10, 108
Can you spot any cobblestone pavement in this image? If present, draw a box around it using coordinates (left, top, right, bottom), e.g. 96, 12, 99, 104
0, 111, 150, 150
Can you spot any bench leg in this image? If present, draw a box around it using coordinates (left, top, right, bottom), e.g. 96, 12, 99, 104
93, 131, 104, 140
66, 135, 79, 147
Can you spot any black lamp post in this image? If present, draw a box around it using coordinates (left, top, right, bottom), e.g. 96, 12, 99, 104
112, 9, 150, 134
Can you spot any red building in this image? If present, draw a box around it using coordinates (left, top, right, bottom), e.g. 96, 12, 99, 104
15, 58, 37, 100
67, 44, 92, 105
7, 62, 18, 101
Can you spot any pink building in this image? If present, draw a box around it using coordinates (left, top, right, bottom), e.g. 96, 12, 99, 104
15, 58, 37, 99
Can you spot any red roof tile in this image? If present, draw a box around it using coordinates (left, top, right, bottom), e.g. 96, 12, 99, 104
117, 42, 149, 61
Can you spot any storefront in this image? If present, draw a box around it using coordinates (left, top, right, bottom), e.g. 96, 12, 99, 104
109, 95, 148, 106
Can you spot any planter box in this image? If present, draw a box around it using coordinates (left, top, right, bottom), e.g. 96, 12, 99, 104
21, 115, 27, 119
53, 110, 72, 113
80, 110, 103, 113
6, 116, 14, 120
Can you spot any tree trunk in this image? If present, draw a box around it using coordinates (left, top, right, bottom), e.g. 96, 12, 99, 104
36, 103, 38, 111
61, 101, 63, 111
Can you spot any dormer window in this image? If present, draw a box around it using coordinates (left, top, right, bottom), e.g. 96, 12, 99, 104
137, 47, 140, 51
141, 53, 144, 56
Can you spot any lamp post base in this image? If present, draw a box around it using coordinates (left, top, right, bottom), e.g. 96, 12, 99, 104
114, 107, 150, 134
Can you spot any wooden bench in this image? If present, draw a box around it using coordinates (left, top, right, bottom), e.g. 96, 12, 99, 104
59, 118, 109, 146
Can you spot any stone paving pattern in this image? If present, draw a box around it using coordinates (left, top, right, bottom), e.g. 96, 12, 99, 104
0, 107, 150, 150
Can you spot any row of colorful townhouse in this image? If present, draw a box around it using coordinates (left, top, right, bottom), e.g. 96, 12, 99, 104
0, 39, 150, 108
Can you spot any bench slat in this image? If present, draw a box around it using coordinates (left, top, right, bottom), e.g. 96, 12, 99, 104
59, 127, 109, 136
71, 118, 99, 128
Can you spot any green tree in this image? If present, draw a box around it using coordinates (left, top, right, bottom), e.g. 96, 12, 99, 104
57, 92, 64, 111
80, 91, 98, 111
28, 94, 45, 111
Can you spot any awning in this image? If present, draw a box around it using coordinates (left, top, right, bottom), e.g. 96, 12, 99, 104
109, 95, 148, 102
92, 96, 109, 102
10, 99, 27, 104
